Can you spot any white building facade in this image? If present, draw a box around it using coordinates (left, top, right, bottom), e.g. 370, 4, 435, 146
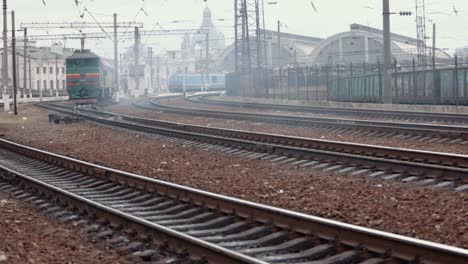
0, 42, 72, 99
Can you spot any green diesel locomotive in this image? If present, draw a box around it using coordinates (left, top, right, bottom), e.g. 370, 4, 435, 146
66, 50, 113, 104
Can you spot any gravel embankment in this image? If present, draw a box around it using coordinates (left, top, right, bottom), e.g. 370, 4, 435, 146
106, 100, 468, 155
0, 105, 466, 248
0, 192, 130, 264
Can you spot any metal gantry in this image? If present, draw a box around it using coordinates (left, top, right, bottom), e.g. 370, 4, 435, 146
234, 0, 266, 73
415, 0, 427, 66
20, 21, 144, 29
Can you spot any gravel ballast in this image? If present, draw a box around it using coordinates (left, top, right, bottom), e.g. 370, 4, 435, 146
106, 99, 468, 155
0, 192, 127, 264
0, 104, 467, 249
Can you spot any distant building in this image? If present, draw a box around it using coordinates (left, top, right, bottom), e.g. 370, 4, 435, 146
219, 30, 323, 71
0, 42, 74, 97
309, 24, 452, 66
121, 6, 226, 96
191, 7, 226, 53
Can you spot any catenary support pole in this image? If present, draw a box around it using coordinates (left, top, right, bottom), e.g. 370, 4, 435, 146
11, 10, 17, 115
277, 20, 281, 68
205, 32, 209, 92
148, 47, 153, 95
183, 66, 187, 97
113, 13, 120, 102
134, 26, 139, 92
55, 55, 58, 98
28, 55, 31, 98
432, 23, 437, 103
23, 27, 27, 101
382, 0, 392, 104
80, 37, 85, 51
2, 0, 8, 112
156, 56, 160, 94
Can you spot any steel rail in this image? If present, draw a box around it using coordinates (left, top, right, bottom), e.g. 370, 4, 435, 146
39, 102, 468, 188
188, 94, 468, 124
0, 139, 467, 264
141, 97, 468, 140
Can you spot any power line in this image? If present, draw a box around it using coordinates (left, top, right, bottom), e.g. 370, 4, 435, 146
20, 21, 144, 29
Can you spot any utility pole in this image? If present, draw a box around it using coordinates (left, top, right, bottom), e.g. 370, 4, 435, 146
16, 52, 19, 95
277, 20, 281, 68
382, 0, 392, 104
23, 27, 27, 101
11, 10, 17, 115
199, 48, 204, 91
39, 61, 43, 102
55, 56, 58, 98
113, 13, 119, 102
2, 0, 8, 112
28, 55, 31, 98
156, 56, 160, 94
134, 26, 139, 91
147, 46, 152, 96
205, 32, 209, 92
432, 23, 436, 70
432, 23, 436, 102
120, 53, 123, 74
80, 37, 85, 51
234, 0, 238, 72
183, 66, 187, 97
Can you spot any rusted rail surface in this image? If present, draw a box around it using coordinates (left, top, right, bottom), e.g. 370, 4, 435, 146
0, 139, 467, 264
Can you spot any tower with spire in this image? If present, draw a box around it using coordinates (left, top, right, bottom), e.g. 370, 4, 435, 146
191, 6, 226, 52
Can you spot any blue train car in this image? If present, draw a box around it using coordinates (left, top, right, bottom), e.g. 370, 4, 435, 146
168, 73, 225, 93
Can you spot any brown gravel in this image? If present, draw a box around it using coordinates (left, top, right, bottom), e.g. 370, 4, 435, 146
0, 192, 129, 264
106, 99, 468, 155
1, 104, 467, 249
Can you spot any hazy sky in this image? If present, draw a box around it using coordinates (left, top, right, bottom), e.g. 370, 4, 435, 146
8, 0, 468, 58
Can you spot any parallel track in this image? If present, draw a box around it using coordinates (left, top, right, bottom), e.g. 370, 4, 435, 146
134, 97, 468, 145
188, 94, 468, 125
39, 102, 468, 191
0, 139, 467, 264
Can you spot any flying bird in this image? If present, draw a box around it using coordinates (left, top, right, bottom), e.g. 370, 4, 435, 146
453, 4, 460, 16
310, 1, 318, 12
41, 0, 46, 5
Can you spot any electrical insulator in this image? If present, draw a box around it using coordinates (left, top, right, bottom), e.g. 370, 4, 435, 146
399, 11, 413, 16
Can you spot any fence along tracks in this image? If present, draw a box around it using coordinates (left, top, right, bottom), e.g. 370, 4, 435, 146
0, 139, 467, 264
39, 102, 468, 191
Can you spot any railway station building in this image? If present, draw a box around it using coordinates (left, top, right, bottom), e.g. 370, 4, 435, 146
308, 24, 452, 66
0, 42, 74, 99
218, 23, 453, 71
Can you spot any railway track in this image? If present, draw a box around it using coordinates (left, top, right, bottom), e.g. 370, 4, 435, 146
188, 94, 468, 126
0, 139, 467, 264
135, 97, 468, 145
38, 102, 468, 191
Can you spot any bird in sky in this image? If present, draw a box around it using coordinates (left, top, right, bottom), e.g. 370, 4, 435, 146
453, 4, 460, 16
363, 5, 375, 10
310, 1, 318, 12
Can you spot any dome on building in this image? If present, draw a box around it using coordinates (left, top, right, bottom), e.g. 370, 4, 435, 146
191, 7, 226, 51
